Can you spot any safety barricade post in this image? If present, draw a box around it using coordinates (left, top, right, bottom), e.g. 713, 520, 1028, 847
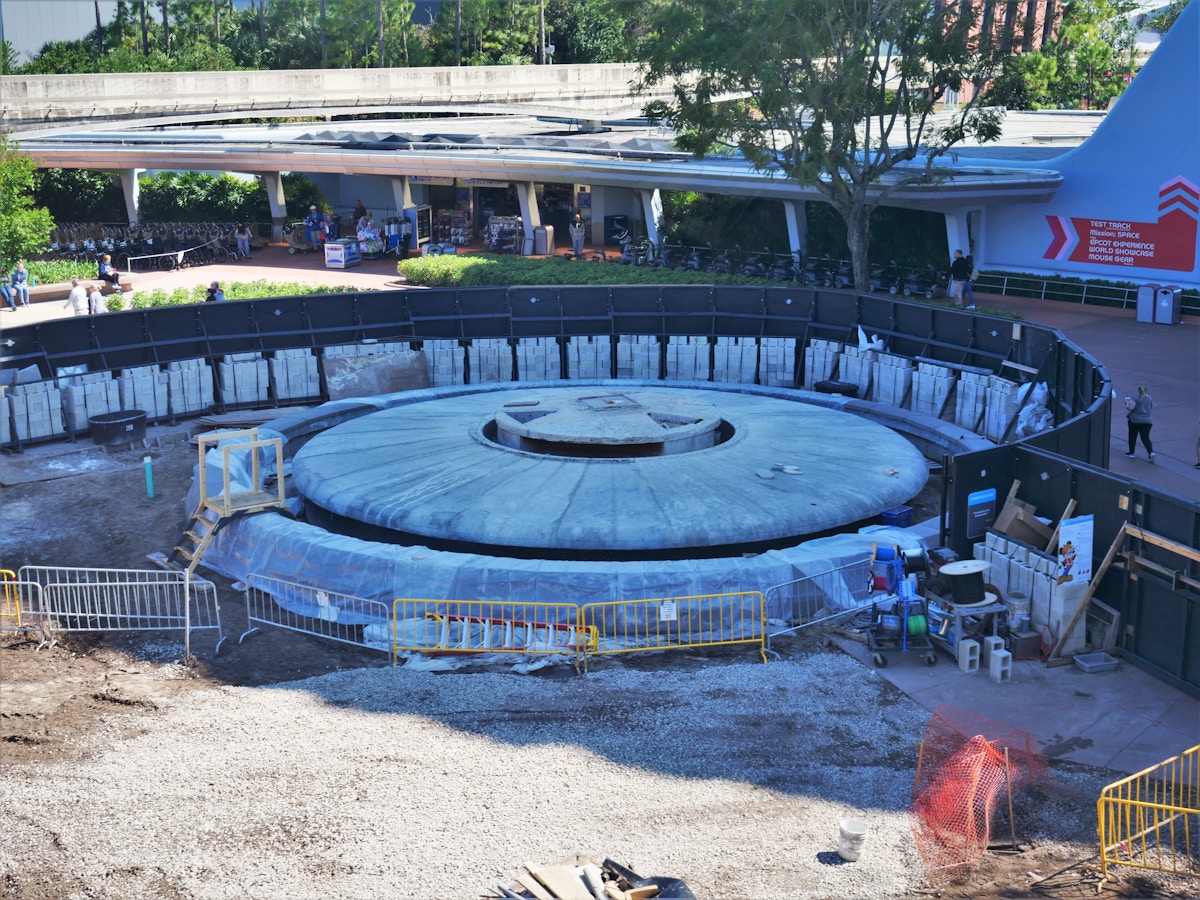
19, 565, 223, 654
1097, 744, 1199, 884
392, 598, 594, 668
581, 591, 767, 670
242, 573, 394, 662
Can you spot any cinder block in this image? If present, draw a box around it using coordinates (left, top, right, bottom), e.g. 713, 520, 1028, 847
988, 648, 1012, 683
957, 638, 980, 674
981, 635, 1005, 667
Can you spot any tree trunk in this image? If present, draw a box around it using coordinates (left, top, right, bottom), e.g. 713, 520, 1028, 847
257, 0, 266, 44
214, 0, 220, 43
320, 0, 327, 63
455, 0, 462, 66
95, 0, 105, 54
840, 199, 873, 294
141, 0, 149, 55
377, 0, 384, 67
538, 0, 544, 65
161, 0, 170, 54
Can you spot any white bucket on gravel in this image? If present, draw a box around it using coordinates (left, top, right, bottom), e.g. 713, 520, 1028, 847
837, 819, 869, 861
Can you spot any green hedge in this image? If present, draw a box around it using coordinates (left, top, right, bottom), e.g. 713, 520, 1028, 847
398, 252, 763, 287
127, 280, 368, 309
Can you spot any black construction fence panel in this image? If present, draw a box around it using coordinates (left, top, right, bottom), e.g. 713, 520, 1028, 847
350, 291, 415, 341
0, 321, 43, 373
1024, 409, 1109, 469
1011, 446, 1078, 529
559, 287, 613, 336
247, 295, 319, 351
946, 445, 1016, 558
661, 285, 715, 336
963, 317, 1015, 368
454, 289, 511, 340
1136, 484, 1200, 575
924, 307, 982, 367
1127, 576, 1196, 690
1013, 322, 1058, 374
197, 302, 264, 357
712, 285, 765, 337
33, 313, 156, 375
856, 293, 898, 339
298, 293, 383, 348
507, 288, 563, 338
610, 286, 664, 335
762, 288, 814, 337
811, 289, 859, 332
405, 289, 463, 339
143, 305, 210, 364
886, 302, 937, 359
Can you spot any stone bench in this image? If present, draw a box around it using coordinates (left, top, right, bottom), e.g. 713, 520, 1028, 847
25, 276, 137, 305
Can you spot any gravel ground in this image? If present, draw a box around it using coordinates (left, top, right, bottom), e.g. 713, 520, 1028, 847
0, 643, 1143, 900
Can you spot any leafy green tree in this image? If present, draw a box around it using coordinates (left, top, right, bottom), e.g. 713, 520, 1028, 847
545, 0, 629, 63
0, 134, 56, 267
631, 0, 1002, 290
1046, 0, 1139, 109
1147, 0, 1189, 34
35, 169, 128, 223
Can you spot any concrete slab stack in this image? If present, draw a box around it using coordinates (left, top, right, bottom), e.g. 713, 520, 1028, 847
983, 375, 1022, 442
60, 373, 120, 433
468, 339, 513, 384
517, 337, 561, 382
6, 380, 66, 442
837, 345, 877, 398
665, 336, 711, 382
911, 361, 956, 419
118, 365, 170, 422
954, 371, 990, 432
870, 353, 914, 407
566, 336, 610, 379
616, 336, 659, 380
712, 337, 757, 384
424, 340, 465, 387
802, 339, 840, 389
270, 349, 321, 401
166, 358, 214, 416
759, 337, 795, 388
219, 353, 270, 407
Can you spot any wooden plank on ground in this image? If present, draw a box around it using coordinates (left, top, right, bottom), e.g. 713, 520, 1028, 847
524, 861, 592, 900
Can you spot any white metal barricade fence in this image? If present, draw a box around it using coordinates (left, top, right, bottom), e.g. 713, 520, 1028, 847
1, 570, 47, 642
764, 557, 875, 654
19, 566, 223, 657
242, 573, 393, 660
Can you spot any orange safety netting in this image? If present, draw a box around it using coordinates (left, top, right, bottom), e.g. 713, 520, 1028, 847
909, 705, 1047, 883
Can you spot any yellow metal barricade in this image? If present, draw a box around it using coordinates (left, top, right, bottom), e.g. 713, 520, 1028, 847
1, 569, 44, 639
581, 591, 767, 668
1098, 744, 1199, 883
392, 599, 596, 667
1, 569, 18, 628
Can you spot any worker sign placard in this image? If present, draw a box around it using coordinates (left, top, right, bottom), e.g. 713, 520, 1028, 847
659, 600, 677, 622
1057, 515, 1094, 586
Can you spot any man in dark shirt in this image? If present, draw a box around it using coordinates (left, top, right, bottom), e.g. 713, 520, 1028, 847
948, 249, 973, 308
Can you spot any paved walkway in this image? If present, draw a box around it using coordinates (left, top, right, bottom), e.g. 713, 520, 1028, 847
7, 243, 1198, 501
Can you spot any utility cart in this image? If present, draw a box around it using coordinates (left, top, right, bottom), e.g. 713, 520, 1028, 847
866, 579, 938, 667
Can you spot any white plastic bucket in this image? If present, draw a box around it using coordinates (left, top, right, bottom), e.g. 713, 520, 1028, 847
837, 819, 869, 861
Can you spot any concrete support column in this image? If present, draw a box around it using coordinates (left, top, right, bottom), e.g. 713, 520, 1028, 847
119, 168, 143, 225
515, 181, 541, 244
943, 208, 972, 260
262, 172, 288, 243
782, 200, 806, 257
639, 188, 663, 245
390, 176, 414, 213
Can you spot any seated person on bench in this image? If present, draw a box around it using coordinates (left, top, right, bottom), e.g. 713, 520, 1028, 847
98, 254, 121, 289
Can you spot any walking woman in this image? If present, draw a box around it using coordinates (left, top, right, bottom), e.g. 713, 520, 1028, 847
1123, 382, 1155, 462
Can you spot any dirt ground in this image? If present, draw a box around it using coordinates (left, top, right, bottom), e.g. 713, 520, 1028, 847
0, 435, 1191, 900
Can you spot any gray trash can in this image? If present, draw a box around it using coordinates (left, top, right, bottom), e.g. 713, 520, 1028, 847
1155, 286, 1181, 325
534, 225, 554, 255
89, 410, 147, 447
1136, 283, 1159, 322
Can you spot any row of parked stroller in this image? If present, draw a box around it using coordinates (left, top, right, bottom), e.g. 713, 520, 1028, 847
45, 222, 258, 271
600, 233, 946, 298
